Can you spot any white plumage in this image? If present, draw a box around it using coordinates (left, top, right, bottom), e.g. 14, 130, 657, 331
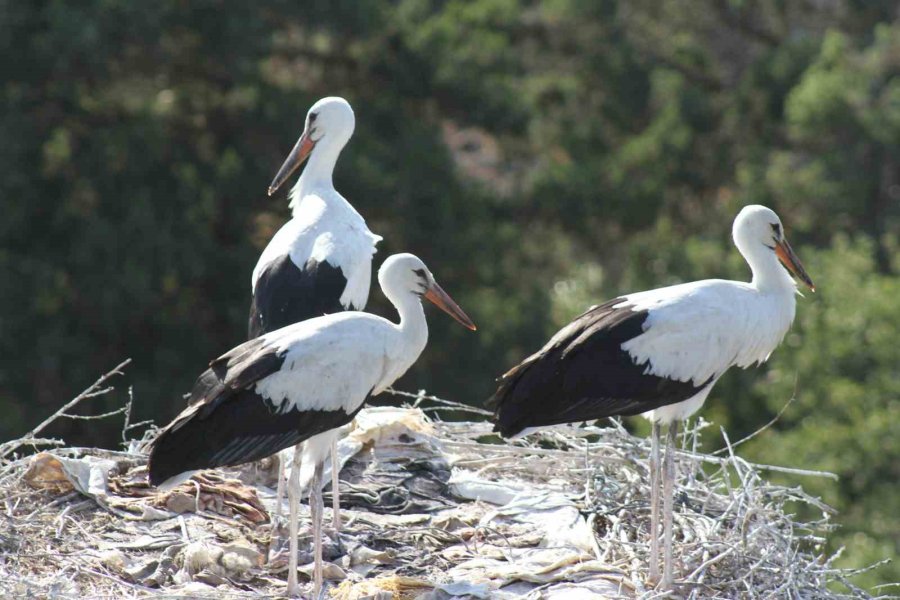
623, 206, 807, 426
251, 191, 381, 310
250, 96, 381, 339
621, 279, 794, 383
249, 97, 381, 571
150, 253, 476, 599
255, 309, 428, 415
489, 204, 815, 591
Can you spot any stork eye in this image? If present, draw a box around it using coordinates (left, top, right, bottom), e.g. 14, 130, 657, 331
412, 268, 429, 293
309, 112, 318, 123
770, 223, 782, 237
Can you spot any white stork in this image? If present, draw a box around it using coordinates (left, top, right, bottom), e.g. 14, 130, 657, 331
251, 96, 381, 534
150, 253, 476, 599
488, 205, 814, 591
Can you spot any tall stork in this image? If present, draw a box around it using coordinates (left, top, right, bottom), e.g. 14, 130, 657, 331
151, 253, 476, 598
488, 205, 814, 591
251, 96, 381, 534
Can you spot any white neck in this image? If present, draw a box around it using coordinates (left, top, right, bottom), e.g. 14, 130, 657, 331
288, 135, 348, 214
741, 242, 797, 294
385, 287, 429, 361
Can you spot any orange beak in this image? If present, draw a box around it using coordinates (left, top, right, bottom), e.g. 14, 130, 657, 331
268, 129, 316, 196
775, 238, 815, 292
423, 282, 477, 331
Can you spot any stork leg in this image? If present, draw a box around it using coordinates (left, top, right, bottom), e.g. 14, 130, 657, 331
285, 444, 302, 597
648, 420, 661, 585
274, 451, 286, 520
662, 420, 680, 591
310, 460, 325, 599
268, 450, 287, 562
330, 438, 341, 533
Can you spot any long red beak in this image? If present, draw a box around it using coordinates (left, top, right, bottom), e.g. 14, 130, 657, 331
268, 129, 315, 196
424, 282, 477, 331
775, 238, 815, 292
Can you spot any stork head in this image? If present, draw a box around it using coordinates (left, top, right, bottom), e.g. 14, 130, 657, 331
379, 254, 477, 330
268, 97, 356, 195
733, 205, 815, 291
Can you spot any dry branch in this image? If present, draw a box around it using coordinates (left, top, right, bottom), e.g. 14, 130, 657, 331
0, 359, 132, 460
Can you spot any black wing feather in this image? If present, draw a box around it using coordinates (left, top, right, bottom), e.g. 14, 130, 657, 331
187, 336, 284, 407
248, 255, 350, 339
149, 333, 372, 486
488, 298, 708, 438
150, 336, 288, 483
148, 388, 367, 486
153, 253, 360, 486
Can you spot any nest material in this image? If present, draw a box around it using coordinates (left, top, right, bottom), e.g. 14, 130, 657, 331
0, 401, 886, 600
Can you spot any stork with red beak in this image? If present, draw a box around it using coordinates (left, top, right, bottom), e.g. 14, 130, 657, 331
253, 96, 380, 340
245, 97, 381, 541
153, 253, 476, 598
489, 205, 815, 592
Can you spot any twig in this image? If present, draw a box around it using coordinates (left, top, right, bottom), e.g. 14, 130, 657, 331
744, 463, 839, 481
4, 437, 65, 450
686, 541, 738, 581
674, 447, 839, 481
123, 420, 154, 433
0, 359, 132, 459
384, 387, 493, 416
60, 407, 128, 421
713, 376, 797, 456
121, 386, 134, 445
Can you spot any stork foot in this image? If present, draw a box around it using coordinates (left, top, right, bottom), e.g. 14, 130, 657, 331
285, 580, 302, 599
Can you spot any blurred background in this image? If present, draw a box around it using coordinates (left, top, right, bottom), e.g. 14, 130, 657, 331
2, 0, 898, 590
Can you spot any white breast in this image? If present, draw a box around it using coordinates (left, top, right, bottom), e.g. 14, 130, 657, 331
251, 191, 382, 309
253, 313, 394, 414
620, 279, 797, 386
252, 305, 427, 415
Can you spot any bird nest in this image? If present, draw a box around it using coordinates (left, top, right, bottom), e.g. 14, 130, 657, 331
0, 371, 887, 599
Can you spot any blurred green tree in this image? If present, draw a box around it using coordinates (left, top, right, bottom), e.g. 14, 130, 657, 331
1, 0, 897, 590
